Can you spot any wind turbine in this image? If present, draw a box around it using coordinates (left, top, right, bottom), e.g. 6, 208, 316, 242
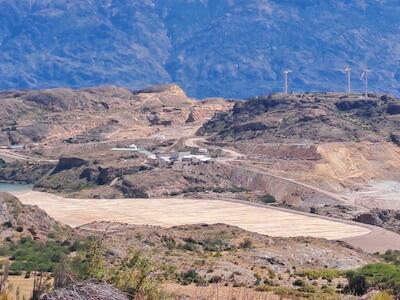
344, 67, 351, 93
360, 69, 372, 98
283, 70, 292, 94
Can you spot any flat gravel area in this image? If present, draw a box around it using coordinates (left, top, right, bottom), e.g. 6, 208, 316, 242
13, 190, 370, 241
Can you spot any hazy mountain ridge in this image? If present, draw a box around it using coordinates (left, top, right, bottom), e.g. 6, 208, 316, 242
0, 0, 399, 98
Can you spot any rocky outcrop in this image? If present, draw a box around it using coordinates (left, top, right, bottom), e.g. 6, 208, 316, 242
52, 157, 88, 174
335, 99, 377, 111
391, 133, 400, 146
354, 209, 400, 234
0, 192, 71, 241
217, 163, 339, 208
387, 103, 400, 115
198, 93, 400, 143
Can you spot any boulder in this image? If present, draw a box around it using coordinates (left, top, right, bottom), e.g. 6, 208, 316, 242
354, 213, 379, 226
387, 103, 400, 115
52, 157, 88, 174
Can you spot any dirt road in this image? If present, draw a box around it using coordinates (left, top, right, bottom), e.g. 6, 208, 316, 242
0, 149, 57, 163
184, 137, 355, 207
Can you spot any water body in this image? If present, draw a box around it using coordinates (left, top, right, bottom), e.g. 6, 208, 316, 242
0, 182, 32, 192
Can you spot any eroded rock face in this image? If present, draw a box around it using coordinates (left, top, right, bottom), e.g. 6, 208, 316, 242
0, 85, 232, 146
0, 192, 70, 241
52, 157, 88, 174
354, 213, 379, 226
354, 209, 400, 234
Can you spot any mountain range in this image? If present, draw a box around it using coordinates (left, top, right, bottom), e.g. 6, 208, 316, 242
0, 0, 399, 98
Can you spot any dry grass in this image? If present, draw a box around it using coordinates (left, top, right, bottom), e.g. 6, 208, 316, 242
7, 276, 34, 300
163, 283, 285, 300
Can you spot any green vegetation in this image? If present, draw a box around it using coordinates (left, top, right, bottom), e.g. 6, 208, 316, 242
381, 249, 400, 264
296, 269, 345, 281
346, 263, 400, 296
259, 194, 277, 204
178, 269, 206, 285
0, 237, 72, 272
67, 238, 169, 300
203, 238, 234, 252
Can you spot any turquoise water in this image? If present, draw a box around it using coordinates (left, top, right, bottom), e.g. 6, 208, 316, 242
0, 182, 32, 192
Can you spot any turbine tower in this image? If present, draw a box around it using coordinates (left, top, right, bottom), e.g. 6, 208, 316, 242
283, 70, 292, 94
360, 69, 371, 98
344, 67, 351, 93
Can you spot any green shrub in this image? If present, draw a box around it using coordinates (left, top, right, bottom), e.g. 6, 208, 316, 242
296, 269, 344, 281
179, 269, 206, 285
259, 194, 277, 204
203, 239, 234, 252
182, 242, 198, 252
293, 279, 305, 287
381, 250, 400, 264
346, 263, 400, 296
0, 237, 71, 272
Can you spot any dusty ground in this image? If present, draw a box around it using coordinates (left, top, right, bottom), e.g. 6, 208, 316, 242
344, 181, 400, 209
11, 190, 369, 240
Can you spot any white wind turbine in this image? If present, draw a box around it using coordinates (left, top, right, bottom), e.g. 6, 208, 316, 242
344, 67, 351, 93
360, 69, 372, 98
283, 70, 292, 94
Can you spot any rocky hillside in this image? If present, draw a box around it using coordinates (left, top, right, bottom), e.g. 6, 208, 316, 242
0, 1, 400, 98
197, 93, 400, 144
0, 192, 70, 241
0, 85, 231, 146
79, 222, 375, 287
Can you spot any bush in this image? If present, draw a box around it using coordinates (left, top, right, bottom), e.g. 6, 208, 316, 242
0, 237, 71, 272
239, 238, 253, 249
381, 250, 400, 264
296, 269, 344, 281
346, 263, 400, 296
3, 222, 12, 228
260, 194, 277, 204
182, 242, 198, 252
179, 269, 206, 285
15, 226, 23, 233
293, 279, 305, 287
203, 239, 234, 252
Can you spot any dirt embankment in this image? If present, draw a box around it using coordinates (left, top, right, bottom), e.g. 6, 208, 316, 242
216, 163, 341, 209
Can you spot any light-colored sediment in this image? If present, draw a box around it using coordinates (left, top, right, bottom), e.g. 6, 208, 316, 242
12, 190, 369, 240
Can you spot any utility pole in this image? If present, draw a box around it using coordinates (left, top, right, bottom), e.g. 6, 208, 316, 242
361, 69, 371, 98
344, 67, 351, 93
283, 70, 292, 94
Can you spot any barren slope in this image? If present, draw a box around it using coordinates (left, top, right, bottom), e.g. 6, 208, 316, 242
0, 84, 232, 146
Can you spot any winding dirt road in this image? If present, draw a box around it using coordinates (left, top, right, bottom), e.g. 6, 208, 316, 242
184, 137, 400, 252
